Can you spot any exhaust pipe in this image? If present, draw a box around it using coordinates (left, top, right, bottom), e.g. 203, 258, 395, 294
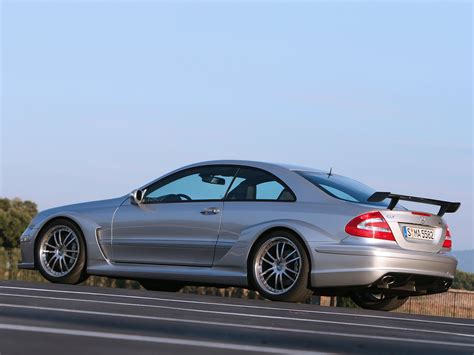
381, 275, 396, 286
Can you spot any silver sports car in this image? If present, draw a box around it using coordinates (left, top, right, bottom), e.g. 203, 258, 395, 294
19, 160, 460, 311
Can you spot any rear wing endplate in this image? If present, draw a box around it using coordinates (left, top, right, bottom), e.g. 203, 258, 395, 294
367, 192, 461, 217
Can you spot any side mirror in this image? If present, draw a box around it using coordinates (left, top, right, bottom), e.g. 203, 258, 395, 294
130, 189, 145, 205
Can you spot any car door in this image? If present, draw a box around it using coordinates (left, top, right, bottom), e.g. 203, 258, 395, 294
111, 165, 238, 266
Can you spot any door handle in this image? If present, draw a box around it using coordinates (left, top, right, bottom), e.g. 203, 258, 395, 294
200, 207, 221, 215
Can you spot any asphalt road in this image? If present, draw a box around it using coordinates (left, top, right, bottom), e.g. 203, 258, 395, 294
0, 281, 472, 354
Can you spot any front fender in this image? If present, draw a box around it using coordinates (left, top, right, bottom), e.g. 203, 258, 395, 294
20, 211, 107, 269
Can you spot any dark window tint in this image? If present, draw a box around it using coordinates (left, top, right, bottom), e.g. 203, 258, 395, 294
144, 166, 238, 203
296, 171, 389, 207
226, 168, 295, 201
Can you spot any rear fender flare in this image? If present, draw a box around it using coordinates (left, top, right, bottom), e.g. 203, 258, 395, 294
215, 219, 335, 272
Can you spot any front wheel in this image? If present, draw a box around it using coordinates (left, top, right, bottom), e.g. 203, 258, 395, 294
351, 291, 408, 311
250, 231, 312, 303
36, 219, 88, 284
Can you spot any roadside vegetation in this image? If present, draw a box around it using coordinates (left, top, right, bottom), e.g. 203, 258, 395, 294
1, 197, 473, 296
452, 270, 474, 291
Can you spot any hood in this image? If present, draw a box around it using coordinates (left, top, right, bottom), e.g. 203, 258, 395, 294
30, 196, 128, 227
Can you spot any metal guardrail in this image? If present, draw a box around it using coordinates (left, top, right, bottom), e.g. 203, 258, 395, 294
316, 289, 474, 319
394, 289, 474, 319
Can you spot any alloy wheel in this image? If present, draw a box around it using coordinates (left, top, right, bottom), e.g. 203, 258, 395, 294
39, 226, 80, 277
254, 237, 302, 295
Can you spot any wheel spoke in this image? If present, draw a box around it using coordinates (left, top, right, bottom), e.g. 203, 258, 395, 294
262, 257, 273, 265
286, 256, 300, 264
51, 257, 59, 271
54, 231, 60, 246
286, 268, 298, 274
62, 232, 72, 246
59, 258, 64, 273
58, 231, 65, 245
64, 249, 78, 253
47, 255, 57, 267
275, 242, 281, 260
264, 250, 276, 261
283, 249, 296, 261
283, 270, 296, 282
42, 250, 55, 254
64, 235, 76, 247
63, 258, 70, 272
280, 242, 286, 259
64, 254, 76, 260
264, 271, 276, 283
45, 242, 56, 249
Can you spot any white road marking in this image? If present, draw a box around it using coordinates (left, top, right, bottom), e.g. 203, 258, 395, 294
0, 305, 473, 349
0, 323, 322, 354
0, 292, 472, 339
0, 284, 471, 327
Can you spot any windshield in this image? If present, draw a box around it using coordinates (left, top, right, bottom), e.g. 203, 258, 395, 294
296, 171, 390, 207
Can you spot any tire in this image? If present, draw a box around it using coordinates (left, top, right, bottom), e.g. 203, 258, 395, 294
351, 291, 408, 311
249, 230, 312, 303
35, 218, 88, 284
139, 279, 183, 292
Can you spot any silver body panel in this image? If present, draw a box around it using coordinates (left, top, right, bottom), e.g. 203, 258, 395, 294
111, 200, 223, 266
19, 160, 458, 293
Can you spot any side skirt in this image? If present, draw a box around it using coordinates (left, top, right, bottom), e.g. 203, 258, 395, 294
87, 262, 248, 287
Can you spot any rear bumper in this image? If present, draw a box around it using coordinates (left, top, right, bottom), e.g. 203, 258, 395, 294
310, 244, 457, 289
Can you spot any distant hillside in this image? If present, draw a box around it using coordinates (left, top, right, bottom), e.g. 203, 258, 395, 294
452, 250, 474, 273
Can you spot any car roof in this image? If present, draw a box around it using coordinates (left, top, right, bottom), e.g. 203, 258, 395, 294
188, 159, 326, 173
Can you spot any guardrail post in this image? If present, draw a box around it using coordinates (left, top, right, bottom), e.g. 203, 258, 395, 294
453, 292, 457, 318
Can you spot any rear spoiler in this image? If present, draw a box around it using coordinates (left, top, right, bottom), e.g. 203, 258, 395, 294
367, 192, 461, 217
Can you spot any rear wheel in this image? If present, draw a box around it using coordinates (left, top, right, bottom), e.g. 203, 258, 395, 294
139, 279, 183, 292
351, 291, 408, 311
36, 219, 88, 284
250, 230, 312, 303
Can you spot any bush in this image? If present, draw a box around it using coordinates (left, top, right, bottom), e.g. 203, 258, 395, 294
0, 198, 38, 248
452, 269, 474, 291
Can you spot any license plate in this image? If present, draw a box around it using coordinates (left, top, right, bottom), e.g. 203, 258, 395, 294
402, 225, 435, 241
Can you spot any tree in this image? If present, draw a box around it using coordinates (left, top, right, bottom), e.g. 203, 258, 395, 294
452, 269, 474, 291
0, 198, 38, 249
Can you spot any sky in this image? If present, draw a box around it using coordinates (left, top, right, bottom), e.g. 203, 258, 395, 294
1, 1, 472, 250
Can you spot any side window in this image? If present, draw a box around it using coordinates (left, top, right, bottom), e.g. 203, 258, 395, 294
225, 168, 295, 201
144, 166, 238, 203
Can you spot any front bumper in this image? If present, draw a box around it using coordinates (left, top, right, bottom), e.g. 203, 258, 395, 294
310, 244, 457, 290
18, 227, 38, 270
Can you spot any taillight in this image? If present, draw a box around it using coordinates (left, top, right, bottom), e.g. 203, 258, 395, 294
411, 211, 431, 217
443, 226, 452, 249
345, 211, 395, 241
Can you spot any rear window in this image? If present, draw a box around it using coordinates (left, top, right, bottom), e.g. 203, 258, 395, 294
296, 171, 389, 207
